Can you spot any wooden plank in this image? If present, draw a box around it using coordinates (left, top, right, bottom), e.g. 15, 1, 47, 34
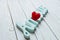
29, 0, 60, 40
18, 0, 59, 40
0, 0, 16, 40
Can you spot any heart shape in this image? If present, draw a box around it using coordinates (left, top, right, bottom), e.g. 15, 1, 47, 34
32, 11, 41, 21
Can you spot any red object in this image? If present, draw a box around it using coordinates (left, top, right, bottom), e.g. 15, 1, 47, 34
32, 11, 41, 21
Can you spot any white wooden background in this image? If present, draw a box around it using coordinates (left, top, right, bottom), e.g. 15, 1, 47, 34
0, 0, 60, 40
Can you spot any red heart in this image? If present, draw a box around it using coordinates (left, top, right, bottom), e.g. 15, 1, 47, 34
32, 11, 41, 21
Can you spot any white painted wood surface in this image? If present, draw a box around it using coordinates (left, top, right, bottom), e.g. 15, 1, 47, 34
0, 0, 60, 40
0, 0, 16, 40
